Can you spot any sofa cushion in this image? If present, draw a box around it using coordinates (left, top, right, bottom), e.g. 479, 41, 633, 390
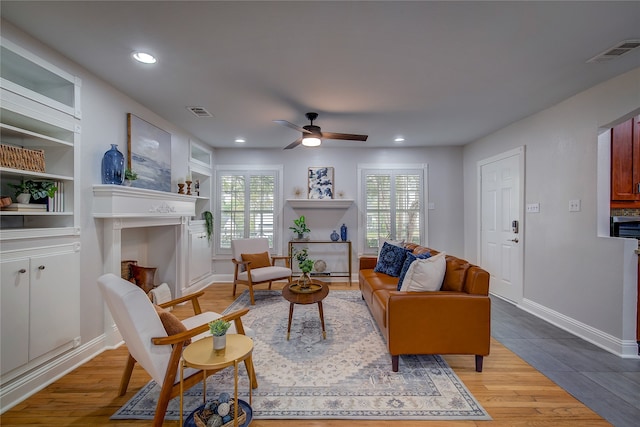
241, 251, 271, 269
441, 256, 470, 292
400, 252, 446, 292
397, 251, 431, 290
374, 242, 410, 277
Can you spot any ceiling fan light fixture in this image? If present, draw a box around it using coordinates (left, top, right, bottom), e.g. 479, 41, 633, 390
302, 136, 321, 147
132, 51, 157, 64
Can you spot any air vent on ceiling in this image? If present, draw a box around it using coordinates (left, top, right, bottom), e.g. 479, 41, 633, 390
186, 106, 213, 117
587, 40, 640, 63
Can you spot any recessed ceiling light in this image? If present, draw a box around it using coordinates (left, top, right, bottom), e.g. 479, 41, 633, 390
132, 51, 157, 64
394, 137, 405, 143
234, 138, 246, 144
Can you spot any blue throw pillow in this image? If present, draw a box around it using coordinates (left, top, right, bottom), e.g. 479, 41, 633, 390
397, 251, 432, 290
374, 242, 410, 277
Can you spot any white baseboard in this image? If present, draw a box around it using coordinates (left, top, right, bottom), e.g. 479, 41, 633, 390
519, 298, 639, 359
0, 335, 107, 413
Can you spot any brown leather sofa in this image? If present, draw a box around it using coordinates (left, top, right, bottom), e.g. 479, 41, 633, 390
359, 243, 491, 372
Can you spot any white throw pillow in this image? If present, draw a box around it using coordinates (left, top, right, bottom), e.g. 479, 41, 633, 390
400, 252, 446, 292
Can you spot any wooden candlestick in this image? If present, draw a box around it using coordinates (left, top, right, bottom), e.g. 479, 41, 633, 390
185, 180, 192, 196
178, 183, 185, 194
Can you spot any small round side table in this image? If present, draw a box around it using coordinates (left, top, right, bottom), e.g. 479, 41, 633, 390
180, 334, 255, 426
281, 279, 329, 340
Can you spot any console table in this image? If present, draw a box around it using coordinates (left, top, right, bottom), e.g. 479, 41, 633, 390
288, 240, 352, 285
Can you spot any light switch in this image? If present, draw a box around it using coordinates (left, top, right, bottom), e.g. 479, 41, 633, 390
526, 203, 540, 213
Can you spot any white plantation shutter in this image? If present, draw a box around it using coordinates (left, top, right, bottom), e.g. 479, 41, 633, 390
217, 169, 279, 252
362, 168, 424, 253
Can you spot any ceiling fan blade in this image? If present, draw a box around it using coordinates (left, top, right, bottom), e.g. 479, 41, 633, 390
284, 137, 303, 150
321, 132, 368, 141
273, 120, 312, 134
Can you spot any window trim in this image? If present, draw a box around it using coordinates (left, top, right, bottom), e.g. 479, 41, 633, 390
357, 163, 429, 255
213, 164, 284, 255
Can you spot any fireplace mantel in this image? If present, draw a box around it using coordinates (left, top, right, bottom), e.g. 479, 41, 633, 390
93, 185, 196, 219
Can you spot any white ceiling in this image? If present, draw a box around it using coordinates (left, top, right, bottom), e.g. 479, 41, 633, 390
2, 1, 639, 149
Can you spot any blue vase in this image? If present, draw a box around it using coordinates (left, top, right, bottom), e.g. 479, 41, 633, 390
330, 230, 339, 241
340, 224, 347, 241
101, 144, 124, 185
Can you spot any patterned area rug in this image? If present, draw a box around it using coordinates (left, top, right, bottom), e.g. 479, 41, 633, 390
112, 290, 490, 421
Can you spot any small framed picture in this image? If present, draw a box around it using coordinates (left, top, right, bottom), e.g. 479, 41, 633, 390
308, 167, 334, 199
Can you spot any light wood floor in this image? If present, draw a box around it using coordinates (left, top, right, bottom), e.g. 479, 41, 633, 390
0, 282, 611, 426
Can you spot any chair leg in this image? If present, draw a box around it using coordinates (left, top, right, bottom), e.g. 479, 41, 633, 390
248, 285, 255, 305
268, 280, 273, 290
118, 354, 136, 396
244, 354, 259, 389
152, 344, 183, 427
232, 282, 237, 297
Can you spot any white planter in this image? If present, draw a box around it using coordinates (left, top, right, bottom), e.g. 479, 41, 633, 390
213, 334, 226, 355
16, 193, 31, 204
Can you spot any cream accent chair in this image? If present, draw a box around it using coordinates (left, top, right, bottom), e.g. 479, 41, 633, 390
97, 273, 257, 427
231, 238, 292, 305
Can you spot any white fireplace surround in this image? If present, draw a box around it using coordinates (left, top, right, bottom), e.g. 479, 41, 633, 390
93, 185, 197, 346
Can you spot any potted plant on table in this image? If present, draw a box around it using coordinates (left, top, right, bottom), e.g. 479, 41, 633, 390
289, 215, 310, 240
294, 248, 315, 289
209, 318, 231, 355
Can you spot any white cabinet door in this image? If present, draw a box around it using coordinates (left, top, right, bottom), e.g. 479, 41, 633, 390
0, 258, 30, 375
189, 231, 211, 283
29, 249, 80, 360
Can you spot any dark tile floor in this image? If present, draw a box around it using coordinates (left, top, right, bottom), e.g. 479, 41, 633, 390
491, 296, 640, 427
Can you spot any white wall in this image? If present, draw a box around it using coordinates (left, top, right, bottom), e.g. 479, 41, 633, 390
211, 146, 465, 276
463, 67, 640, 356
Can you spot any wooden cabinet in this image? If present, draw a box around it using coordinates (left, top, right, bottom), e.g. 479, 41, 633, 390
611, 115, 640, 207
1, 244, 80, 378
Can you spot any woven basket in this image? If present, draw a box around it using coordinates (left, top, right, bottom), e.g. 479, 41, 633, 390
193, 406, 246, 427
0, 144, 45, 172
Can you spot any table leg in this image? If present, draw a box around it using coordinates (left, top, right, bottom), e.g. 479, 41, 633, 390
234, 360, 239, 427
287, 302, 294, 340
318, 301, 326, 339
202, 369, 207, 405
179, 359, 184, 425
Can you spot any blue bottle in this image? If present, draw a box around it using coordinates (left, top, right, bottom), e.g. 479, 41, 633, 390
101, 144, 124, 185
340, 223, 347, 241
330, 230, 340, 241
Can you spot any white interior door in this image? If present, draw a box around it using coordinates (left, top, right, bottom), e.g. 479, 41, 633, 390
479, 148, 524, 302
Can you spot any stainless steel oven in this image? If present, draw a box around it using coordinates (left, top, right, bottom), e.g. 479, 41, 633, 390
611, 216, 640, 238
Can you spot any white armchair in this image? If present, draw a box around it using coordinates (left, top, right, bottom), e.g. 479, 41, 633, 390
97, 273, 257, 427
231, 238, 292, 305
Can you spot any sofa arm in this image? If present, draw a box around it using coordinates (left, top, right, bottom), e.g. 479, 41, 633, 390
359, 257, 378, 270
385, 291, 491, 355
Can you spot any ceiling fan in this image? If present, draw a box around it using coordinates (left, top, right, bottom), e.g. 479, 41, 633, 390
274, 112, 368, 149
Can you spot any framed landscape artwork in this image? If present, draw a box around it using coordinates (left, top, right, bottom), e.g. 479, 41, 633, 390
308, 166, 334, 199
127, 113, 172, 192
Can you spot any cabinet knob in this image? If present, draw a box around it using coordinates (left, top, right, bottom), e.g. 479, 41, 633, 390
19, 268, 27, 274
38, 265, 46, 270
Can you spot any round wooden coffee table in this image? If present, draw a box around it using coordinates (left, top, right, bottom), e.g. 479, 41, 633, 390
281, 279, 329, 340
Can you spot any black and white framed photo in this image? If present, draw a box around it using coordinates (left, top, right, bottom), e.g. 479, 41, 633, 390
308, 166, 334, 199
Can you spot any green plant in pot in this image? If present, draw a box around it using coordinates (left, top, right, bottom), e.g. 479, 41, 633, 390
124, 168, 138, 186
289, 215, 310, 240
209, 318, 231, 355
294, 248, 314, 289
8, 179, 57, 204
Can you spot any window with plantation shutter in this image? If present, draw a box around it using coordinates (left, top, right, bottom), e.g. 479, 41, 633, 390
361, 167, 425, 253
216, 168, 280, 253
